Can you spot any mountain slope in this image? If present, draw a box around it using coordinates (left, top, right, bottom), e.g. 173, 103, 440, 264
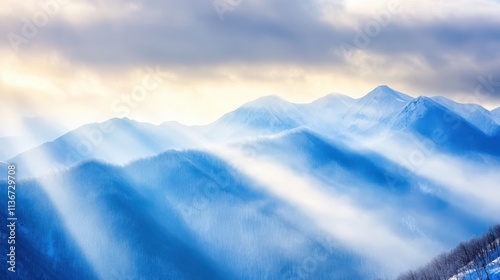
124, 150, 373, 279
340, 85, 413, 133
299, 93, 355, 134
393, 97, 500, 156
309, 93, 355, 110
232, 128, 491, 245
1, 151, 372, 280
0, 116, 69, 160
8, 118, 197, 178
0, 161, 229, 280
431, 96, 499, 135
11, 85, 497, 179
492, 107, 500, 124
205, 85, 414, 139
398, 224, 500, 280
0, 178, 99, 280
2, 85, 500, 279
204, 95, 305, 140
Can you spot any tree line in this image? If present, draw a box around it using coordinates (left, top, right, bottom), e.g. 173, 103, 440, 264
398, 224, 500, 280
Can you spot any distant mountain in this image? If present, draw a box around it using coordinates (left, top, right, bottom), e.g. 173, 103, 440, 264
205, 85, 413, 138
309, 93, 355, 111
8, 118, 197, 178
340, 85, 413, 133
233, 128, 490, 245
2, 85, 500, 279
10, 85, 500, 177
204, 93, 357, 139
204, 95, 305, 140
1, 151, 371, 280
492, 107, 500, 124
0, 160, 227, 280
431, 96, 499, 135
299, 93, 355, 134
0, 116, 69, 160
393, 97, 500, 156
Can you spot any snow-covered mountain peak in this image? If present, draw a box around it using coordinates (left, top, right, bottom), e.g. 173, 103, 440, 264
431, 96, 486, 113
402, 96, 437, 113
393, 96, 440, 127
337, 86, 414, 132
101, 116, 136, 126
209, 95, 303, 135
344, 85, 413, 119
310, 93, 354, 108
431, 96, 499, 135
364, 85, 413, 103
221, 96, 300, 124
242, 95, 291, 109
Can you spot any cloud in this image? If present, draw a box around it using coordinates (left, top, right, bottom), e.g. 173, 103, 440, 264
0, 0, 348, 66
210, 145, 437, 276
1, 0, 500, 124
2, 0, 497, 69
361, 132, 500, 221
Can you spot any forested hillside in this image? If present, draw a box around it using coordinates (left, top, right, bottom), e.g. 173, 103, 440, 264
398, 224, 500, 280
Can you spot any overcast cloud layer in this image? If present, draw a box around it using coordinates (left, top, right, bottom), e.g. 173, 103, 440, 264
1, 0, 500, 126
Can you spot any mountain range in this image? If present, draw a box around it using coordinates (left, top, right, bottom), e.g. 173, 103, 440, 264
1, 85, 499, 279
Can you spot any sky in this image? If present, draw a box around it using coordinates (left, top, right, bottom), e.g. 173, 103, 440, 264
1, 0, 500, 128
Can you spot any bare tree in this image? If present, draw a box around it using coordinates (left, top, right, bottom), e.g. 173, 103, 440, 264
397, 224, 500, 280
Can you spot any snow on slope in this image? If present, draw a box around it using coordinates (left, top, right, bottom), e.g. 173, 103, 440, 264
492, 107, 500, 124
450, 257, 500, 280
300, 93, 355, 134
205, 95, 305, 140
8, 117, 198, 178
204, 93, 357, 140
228, 128, 491, 247
0, 151, 373, 280
0, 160, 227, 280
310, 93, 355, 109
432, 96, 499, 135
340, 85, 413, 133
2, 85, 500, 279
393, 96, 500, 156
8, 85, 500, 179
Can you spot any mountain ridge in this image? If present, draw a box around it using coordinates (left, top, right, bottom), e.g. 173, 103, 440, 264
1, 85, 500, 279
7, 85, 500, 178
431, 96, 499, 135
